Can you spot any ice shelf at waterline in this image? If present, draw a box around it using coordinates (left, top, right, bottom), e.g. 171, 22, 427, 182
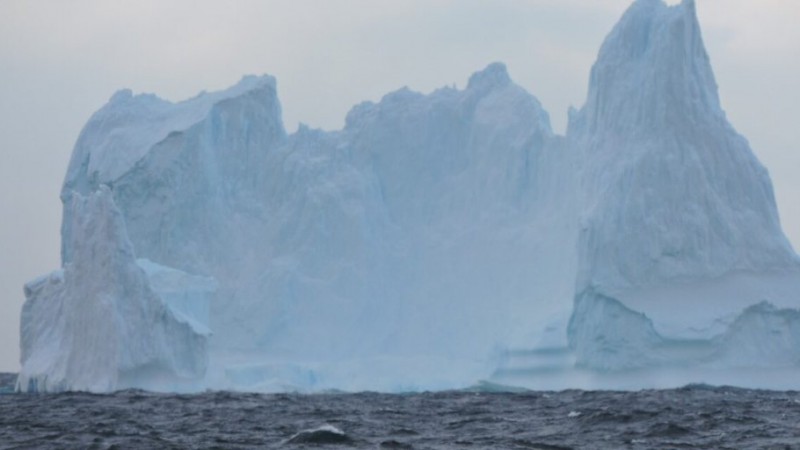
18, 0, 800, 393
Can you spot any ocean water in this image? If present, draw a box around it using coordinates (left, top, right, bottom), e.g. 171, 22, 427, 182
1, 373, 800, 449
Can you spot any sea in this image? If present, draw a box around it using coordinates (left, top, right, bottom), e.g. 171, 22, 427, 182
1, 373, 800, 449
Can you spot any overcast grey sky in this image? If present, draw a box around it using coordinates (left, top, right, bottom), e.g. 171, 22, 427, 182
0, 0, 798, 372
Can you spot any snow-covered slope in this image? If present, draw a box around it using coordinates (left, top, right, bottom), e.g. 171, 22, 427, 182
18, 187, 213, 392
18, 0, 800, 392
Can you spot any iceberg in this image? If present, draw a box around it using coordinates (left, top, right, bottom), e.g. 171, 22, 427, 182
18, 0, 800, 392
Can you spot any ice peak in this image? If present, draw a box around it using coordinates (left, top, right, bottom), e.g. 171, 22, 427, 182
109, 89, 133, 103
631, 0, 693, 10
467, 62, 511, 91
632, 0, 661, 8
232, 74, 277, 93
571, 0, 720, 136
570, 0, 795, 296
606, 0, 704, 66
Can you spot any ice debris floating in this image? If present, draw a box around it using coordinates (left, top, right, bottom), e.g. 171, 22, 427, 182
18, 0, 800, 392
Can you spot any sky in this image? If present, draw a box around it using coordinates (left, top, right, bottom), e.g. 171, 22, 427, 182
0, 0, 798, 372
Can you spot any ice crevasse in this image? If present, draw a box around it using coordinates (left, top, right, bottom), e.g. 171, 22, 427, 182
18, 0, 800, 392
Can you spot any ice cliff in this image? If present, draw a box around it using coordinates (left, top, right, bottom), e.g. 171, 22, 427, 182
18, 187, 213, 392
19, 0, 800, 392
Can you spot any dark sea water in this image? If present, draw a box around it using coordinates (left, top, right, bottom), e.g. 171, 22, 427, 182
2, 373, 800, 449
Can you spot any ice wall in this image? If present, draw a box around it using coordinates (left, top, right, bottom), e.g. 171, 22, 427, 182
18, 187, 213, 392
